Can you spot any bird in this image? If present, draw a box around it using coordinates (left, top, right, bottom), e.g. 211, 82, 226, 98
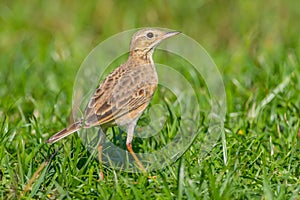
46, 28, 180, 178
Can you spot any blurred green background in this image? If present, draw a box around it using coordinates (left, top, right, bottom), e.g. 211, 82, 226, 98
1, 0, 299, 114
1, 0, 299, 199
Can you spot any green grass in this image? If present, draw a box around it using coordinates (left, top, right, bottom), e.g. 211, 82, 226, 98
1, 0, 300, 199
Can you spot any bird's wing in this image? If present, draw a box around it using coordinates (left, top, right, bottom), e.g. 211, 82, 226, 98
83, 64, 157, 127
109, 83, 157, 122
83, 65, 125, 127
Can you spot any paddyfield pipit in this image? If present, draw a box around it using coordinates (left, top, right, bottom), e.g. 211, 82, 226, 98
46, 28, 180, 177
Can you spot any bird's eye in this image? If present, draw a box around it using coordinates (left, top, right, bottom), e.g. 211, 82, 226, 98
146, 32, 154, 38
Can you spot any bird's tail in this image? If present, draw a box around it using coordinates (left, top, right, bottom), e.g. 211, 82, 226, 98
46, 121, 82, 144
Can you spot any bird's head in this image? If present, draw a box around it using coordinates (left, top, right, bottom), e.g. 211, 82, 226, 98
129, 28, 180, 55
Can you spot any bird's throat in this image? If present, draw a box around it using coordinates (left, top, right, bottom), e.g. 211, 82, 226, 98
129, 49, 154, 64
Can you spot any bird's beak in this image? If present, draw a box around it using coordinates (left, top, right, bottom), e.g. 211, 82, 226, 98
162, 31, 181, 40
149, 30, 181, 50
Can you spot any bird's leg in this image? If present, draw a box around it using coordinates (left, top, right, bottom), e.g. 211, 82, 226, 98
126, 122, 147, 174
97, 145, 104, 180
126, 143, 147, 173
97, 128, 106, 180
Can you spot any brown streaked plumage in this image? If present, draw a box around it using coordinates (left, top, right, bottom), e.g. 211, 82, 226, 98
46, 28, 180, 176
